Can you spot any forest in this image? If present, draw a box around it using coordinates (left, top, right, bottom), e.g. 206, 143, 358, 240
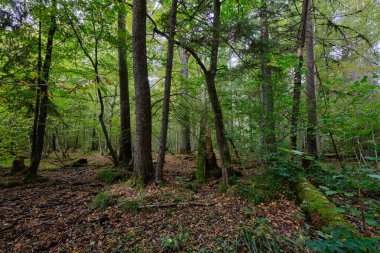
0, 0, 379, 252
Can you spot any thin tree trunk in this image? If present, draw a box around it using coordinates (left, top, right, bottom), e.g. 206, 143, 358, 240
31, 2, 43, 158
132, 0, 153, 186
290, 0, 309, 150
27, 0, 57, 178
69, 15, 118, 166
304, 0, 318, 168
196, 89, 207, 182
118, 5, 132, 166
179, 49, 191, 154
156, 0, 178, 184
206, 0, 233, 184
260, 2, 276, 154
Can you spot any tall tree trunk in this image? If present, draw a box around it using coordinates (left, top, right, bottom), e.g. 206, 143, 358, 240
196, 88, 207, 182
118, 5, 132, 166
179, 49, 191, 154
206, 0, 233, 184
260, 2, 276, 154
155, 0, 178, 184
31, 1, 43, 158
290, 0, 309, 150
27, 0, 57, 178
305, 0, 318, 164
132, 0, 153, 186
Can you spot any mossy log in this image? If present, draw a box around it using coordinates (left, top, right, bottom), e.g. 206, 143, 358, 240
295, 175, 358, 233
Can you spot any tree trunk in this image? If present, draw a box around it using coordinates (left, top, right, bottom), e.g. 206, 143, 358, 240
305, 0, 318, 167
290, 0, 309, 150
27, 0, 57, 178
260, 2, 276, 154
96, 85, 118, 165
206, 0, 233, 184
117, 5, 133, 166
132, 0, 153, 186
155, 0, 178, 184
91, 127, 97, 150
205, 128, 221, 178
196, 89, 207, 182
179, 49, 191, 154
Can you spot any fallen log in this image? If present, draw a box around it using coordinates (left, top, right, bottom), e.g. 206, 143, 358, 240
295, 175, 358, 233
138, 201, 215, 209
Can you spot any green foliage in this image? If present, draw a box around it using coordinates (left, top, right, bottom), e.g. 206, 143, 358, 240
217, 182, 230, 194
96, 169, 127, 185
185, 182, 199, 193
306, 226, 380, 253
160, 232, 189, 251
120, 199, 140, 214
237, 184, 265, 204
92, 191, 117, 210
238, 218, 305, 253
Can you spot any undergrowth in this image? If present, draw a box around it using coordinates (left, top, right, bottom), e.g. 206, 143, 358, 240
92, 191, 117, 210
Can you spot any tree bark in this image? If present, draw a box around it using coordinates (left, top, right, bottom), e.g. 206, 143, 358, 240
118, 5, 132, 166
27, 0, 57, 178
206, 0, 233, 184
305, 0, 318, 167
179, 49, 191, 154
290, 0, 309, 150
260, 2, 276, 154
196, 89, 207, 182
155, 0, 178, 184
132, 0, 153, 186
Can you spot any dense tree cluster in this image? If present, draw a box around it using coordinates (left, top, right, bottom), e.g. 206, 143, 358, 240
0, 0, 379, 186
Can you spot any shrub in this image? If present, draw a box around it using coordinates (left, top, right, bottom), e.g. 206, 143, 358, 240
120, 199, 140, 213
96, 169, 126, 184
160, 232, 189, 251
306, 226, 380, 253
217, 182, 229, 194
92, 191, 117, 210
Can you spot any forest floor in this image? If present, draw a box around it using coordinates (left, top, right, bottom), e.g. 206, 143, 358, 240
0, 153, 308, 252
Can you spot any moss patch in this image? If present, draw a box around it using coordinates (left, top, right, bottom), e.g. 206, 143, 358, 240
296, 175, 358, 233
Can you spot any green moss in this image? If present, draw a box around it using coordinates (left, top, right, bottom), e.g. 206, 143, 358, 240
296, 175, 358, 233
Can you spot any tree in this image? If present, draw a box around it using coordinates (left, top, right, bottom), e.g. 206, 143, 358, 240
259, 1, 276, 154
290, 0, 309, 151
155, 0, 178, 184
117, 3, 132, 167
67, 2, 119, 166
132, 0, 153, 186
304, 0, 318, 165
179, 49, 191, 154
27, 0, 57, 179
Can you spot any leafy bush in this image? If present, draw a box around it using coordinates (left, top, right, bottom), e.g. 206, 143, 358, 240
306, 226, 380, 253
120, 199, 140, 213
96, 169, 127, 184
160, 232, 189, 251
92, 191, 117, 210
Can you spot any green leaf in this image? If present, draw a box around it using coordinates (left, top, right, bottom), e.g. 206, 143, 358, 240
350, 209, 361, 216
360, 76, 368, 83
343, 192, 354, 197
366, 219, 380, 228
325, 190, 338, 195
333, 207, 346, 213
368, 174, 380, 180
319, 185, 330, 191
